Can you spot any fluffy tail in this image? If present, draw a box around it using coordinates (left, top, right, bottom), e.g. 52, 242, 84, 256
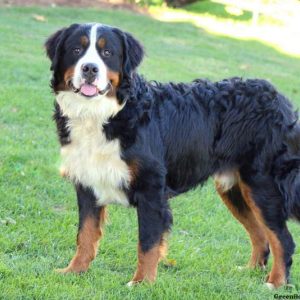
274, 123, 300, 220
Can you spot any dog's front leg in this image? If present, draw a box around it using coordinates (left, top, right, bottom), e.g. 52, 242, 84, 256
128, 174, 173, 285
57, 184, 106, 274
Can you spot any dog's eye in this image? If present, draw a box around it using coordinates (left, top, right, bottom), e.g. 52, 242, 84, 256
73, 48, 82, 55
103, 49, 111, 57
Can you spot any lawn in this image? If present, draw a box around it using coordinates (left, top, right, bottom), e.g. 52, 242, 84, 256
1, 4, 300, 300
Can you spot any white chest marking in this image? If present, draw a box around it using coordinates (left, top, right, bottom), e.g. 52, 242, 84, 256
56, 92, 129, 207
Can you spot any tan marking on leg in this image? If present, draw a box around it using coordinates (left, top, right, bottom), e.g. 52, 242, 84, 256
265, 231, 286, 287
159, 235, 168, 261
239, 181, 286, 288
99, 206, 107, 229
57, 208, 106, 274
129, 235, 168, 284
215, 182, 268, 268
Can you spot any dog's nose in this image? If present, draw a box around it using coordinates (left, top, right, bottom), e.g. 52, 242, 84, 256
82, 63, 99, 75
81, 63, 99, 83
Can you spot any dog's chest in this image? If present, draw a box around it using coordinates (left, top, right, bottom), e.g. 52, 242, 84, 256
60, 117, 130, 206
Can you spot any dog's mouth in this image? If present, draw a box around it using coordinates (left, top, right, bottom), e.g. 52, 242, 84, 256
80, 83, 99, 97
68, 81, 111, 97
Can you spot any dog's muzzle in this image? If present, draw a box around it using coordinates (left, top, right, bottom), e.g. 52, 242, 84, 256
81, 63, 99, 84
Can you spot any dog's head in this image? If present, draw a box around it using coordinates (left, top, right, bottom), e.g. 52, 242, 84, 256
45, 23, 144, 102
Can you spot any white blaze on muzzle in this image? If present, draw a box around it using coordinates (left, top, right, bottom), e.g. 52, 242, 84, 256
73, 24, 109, 95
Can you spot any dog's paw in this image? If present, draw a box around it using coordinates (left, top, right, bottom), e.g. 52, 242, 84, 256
126, 281, 138, 287
236, 265, 247, 271
55, 265, 87, 274
264, 282, 275, 290
236, 263, 266, 272
126, 280, 146, 287
55, 267, 72, 274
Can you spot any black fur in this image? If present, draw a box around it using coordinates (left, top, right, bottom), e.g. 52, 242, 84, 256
75, 184, 102, 232
53, 102, 70, 146
47, 24, 300, 285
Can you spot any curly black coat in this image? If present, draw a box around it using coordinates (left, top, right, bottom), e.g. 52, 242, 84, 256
47, 24, 300, 287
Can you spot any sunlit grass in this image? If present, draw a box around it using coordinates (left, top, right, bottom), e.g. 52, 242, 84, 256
149, 0, 300, 57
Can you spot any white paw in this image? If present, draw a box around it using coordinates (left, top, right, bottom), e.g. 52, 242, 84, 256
260, 265, 266, 271
126, 281, 135, 287
264, 282, 275, 290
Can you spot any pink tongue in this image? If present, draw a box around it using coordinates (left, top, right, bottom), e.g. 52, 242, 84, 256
80, 84, 97, 97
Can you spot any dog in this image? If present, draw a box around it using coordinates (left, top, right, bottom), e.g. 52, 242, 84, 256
45, 23, 300, 288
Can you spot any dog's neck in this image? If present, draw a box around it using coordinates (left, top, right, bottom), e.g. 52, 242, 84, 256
56, 91, 125, 122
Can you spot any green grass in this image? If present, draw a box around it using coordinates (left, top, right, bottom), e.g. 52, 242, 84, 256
1, 5, 300, 300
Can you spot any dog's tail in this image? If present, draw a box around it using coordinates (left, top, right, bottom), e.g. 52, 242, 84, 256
274, 123, 300, 221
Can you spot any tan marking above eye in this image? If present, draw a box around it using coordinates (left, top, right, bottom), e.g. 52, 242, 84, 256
80, 35, 89, 47
98, 38, 106, 48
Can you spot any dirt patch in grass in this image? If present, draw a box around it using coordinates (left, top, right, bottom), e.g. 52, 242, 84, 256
1, 0, 147, 14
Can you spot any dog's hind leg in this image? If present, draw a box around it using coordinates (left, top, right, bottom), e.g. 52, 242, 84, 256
215, 176, 269, 269
57, 184, 106, 273
239, 177, 295, 288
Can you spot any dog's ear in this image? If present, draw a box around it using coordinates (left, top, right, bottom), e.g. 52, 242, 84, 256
114, 28, 144, 78
45, 27, 67, 71
45, 24, 79, 71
